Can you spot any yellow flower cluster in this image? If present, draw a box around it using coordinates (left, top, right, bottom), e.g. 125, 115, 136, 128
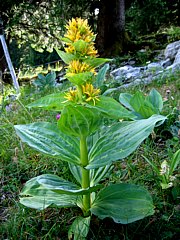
64, 89, 78, 102
66, 60, 95, 75
82, 83, 100, 105
64, 83, 100, 105
63, 18, 101, 106
64, 18, 97, 57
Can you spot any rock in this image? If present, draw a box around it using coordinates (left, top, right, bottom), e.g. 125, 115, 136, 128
109, 40, 180, 90
110, 65, 133, 78
164, 40, 180, 60
160, 58, 172, 68
147, 62, 163, 72
174, 49, 180, 65
166, 62, 180, 72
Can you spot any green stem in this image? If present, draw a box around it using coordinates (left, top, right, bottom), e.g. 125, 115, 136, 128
80, 135, 91, 216
77, 85, 83, 103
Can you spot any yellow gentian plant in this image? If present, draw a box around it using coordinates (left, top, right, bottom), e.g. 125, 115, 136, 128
15, 18, 167, 239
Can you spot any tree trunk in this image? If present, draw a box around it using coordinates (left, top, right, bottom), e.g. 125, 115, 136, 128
95, 0, 130, 56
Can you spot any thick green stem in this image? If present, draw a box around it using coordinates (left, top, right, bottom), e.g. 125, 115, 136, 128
80, 135, 91, 216
77, 85, 83, 103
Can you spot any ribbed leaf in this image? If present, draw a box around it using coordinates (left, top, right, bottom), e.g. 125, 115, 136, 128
119, 93, 134, 111
119, 89, 163, 119
68, 216, 91, 240
69, 163, 82, 185
91, 183, 154, 224
84, 57, 111, 68
130, 91, 145, 113
69, 163, 113, 186
21, 174, 102, 196
14, 122, 80, 165
169, 149, 180, 175
90, 164, 113, 186
55, 49, 75, 64
138, 100, 156, 118
20, 193, 78, 210
87, 115, 167, 169
147, 88, 163, 113
88, 96, 135, 120
58, 105, 102, 137
27, 92, 67, 111
66, 72, 94, 85
95, 64, 109, 88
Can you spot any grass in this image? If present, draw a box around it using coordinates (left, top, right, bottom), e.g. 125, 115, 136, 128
0, 72, 180, 239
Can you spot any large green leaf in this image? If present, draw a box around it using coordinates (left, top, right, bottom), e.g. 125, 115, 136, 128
130, 91, 145, 113
68, 216, 91, 240
83, 57, 111, 68
58, 105, 102, 137
27, 92, 67, 111
20, 192, 78, 210
91, 183, 154, 224
87, 115, 167, 169
21, 174, 102, 196
146, 88, 163, 113
55, 49, 75, 64
20, 175, 80, 210
95, 63, 109, 88
138, 100, 156, 118
14, 122, 80, 165
88, 96, 135, 120
119, 89, 163, 119
119, 93, 135, 111
20, 180, 79, 210
66, 72, 94, 85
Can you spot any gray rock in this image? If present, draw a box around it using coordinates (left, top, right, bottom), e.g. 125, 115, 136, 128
110, 65, 133, 78
166, 62, 180, 72
160, 58, 172, 68
109, 40, 180, 89
174, 49, 180, 65
147, 62, 163, 70
164, 40, 180, 60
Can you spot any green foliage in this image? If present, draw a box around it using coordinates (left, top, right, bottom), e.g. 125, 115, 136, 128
14, 122, 80, 165
68, 216, 91, 240
8, 18, 179, 239
58, 105, 102, 137
91, 183, 154, 224
119, 89, 164, 119
3, 15, 179, 239
1, 76, 180, 239
143, 149, 180, 189
32, 72, 56, 90
126, 0, 171, 36
87, 115, 166, 169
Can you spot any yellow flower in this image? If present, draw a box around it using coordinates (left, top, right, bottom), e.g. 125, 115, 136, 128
82, 83, 100, 105
64, 89, 78, 102
64, 18, 98, 57
65, 18, 95, 43
66, 60, 95, 74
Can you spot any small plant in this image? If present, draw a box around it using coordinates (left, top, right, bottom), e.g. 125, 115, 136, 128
143, 149, 180, 189
119, 88, 164, 119
14, 18, 166, 239
32, 71, 56, 90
